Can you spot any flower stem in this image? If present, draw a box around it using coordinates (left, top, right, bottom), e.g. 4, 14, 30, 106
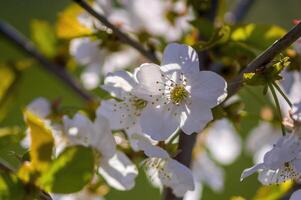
272, 81, 293, 107
268, 82, 286, 135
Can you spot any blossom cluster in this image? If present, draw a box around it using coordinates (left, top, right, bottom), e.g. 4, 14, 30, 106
25, 43, 229, 199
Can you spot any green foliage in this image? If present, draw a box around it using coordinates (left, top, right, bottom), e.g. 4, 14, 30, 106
0, 64, 20, 123
30, 19, 58, 58
196, 25, 231, 50
38, 145, 94, 194
0, 127, 25, 170
231, 24, 286, 51
0, 172, 25, 200
243, 56, 291, 87
24, 111, 54, 172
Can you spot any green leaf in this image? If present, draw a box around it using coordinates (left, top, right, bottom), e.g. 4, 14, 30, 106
270, 56, 290, 77
24, 111, 54, 172
196, 25, 231, 50
0, 172, 25, 200
38, 145, 94, 194
0, 64, 19, 122
231, 24, 286, 51
30, 19, 57, 58
0, 127, 25, 170
56, 4, 92, 39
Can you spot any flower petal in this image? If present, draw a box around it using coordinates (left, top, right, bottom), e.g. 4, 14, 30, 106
131, 134, 169, 158
140, 105, 178, 141
289, 189, 301, 200
160, 159, 194, 197
206, 119, 241, 165
180, 101, 213, 135
162, 43, 199, 74
240, 163, 264, 181
27, 97, 51, 119
99, 151, 138, 191
97, 100, 132, 130
189, 71, 227, 108
134, 63, 165, 97
102, 70, 137, 99
93, 114, 116, 159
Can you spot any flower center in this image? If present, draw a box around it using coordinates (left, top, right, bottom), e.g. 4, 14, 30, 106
170, 85, 188, 105
132, 98, 147, 110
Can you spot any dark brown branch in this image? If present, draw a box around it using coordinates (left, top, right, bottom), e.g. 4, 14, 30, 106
0, 21, 94, 102
73, 0, 160, 64
226, 0, 256, 24
227, 21, 301, 97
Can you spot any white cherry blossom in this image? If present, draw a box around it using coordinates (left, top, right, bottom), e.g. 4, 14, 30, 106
62, 112, 138, 190
134, 43, 227, 140
99, 151, 138, 191
97, 70, 148, 150
205, 119, 241, 165
241, 133, 301, 185
131, 134, 194, 197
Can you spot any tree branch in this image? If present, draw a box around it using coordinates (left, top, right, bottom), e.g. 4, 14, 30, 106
227, 21, 301, 97
0, 21, 94, 102
73, 0, 160, 64
226, 0, 256, 24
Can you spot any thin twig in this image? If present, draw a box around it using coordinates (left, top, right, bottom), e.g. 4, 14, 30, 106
268, 82, 286, 135
272, 81, 293, 107
227, 22, 301, 97
73, 0, 159, 64
0, 21, 94, 102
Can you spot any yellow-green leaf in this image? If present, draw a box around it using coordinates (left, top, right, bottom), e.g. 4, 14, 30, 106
56, 4, 92, 39
231, 24, 286, 51
38, 145, 94, 194
0, 172, 25, 200
24, 111, 54, 172
30, 19, 57, 58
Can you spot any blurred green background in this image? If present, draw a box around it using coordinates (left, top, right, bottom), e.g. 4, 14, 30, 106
0, 0, 300, 199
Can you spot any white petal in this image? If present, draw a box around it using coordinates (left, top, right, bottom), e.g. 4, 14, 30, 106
97, 100, 132, 130
160, 159, 194, 197
180, 101, 213, 135
93, 114, 116, 159
99, 151, 138, 191
131, 134, 169, 158
240, 163, 264, 181
192, 152, 224, 191
183, 181, 203, 200
289, 189, 301, 200
162, 43, 199, 74
134, 63, 165, 97
102, 70, 137, 99
80, 67, 100, 90
206, 119, 241, 165
140, 105, 178, 141
62, 113, 93, 147
69, 37, 103, 66
189, 71, 227, 108
27, 97, 51, 119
